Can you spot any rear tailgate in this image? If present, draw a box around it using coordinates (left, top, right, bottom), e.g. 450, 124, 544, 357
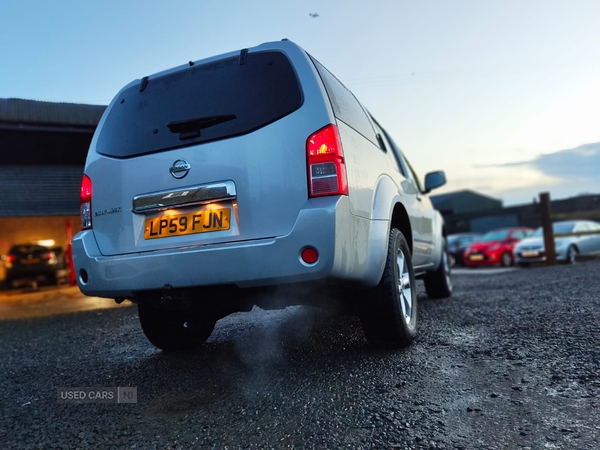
88, 121, 312, 256
86, 48, 315, 256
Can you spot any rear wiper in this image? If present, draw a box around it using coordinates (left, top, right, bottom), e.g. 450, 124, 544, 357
167, 114, 237, 140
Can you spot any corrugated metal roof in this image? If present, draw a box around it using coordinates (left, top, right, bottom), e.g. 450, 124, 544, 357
0, 98, 106, 128
0, 165, 83, 217
431, 189, 503, 215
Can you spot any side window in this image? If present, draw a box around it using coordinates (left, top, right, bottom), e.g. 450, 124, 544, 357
512, 231, 524, 240
400, 150, 423, 193
309, 56, 379, 146
373, 124, 404, 174
379, 128, 409, 178
370, 117, 424, 192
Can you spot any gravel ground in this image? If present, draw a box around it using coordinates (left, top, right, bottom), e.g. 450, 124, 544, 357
0, 260, 599, 449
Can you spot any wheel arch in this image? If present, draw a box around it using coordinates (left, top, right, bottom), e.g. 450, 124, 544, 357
390, 202, 414, 257
371, 175, 413, 253
364, 175, 415, 287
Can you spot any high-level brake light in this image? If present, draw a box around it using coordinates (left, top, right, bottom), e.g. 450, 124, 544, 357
80, 175, 93, 230
306, 124, 348, 197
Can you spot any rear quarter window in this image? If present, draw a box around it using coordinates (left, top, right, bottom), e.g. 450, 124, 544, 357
97, 51, 303, 158
309, 56, 378, 146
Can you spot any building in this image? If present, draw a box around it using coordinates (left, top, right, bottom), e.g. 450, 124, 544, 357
432, 189, 600, 234
0, 98, 106, 279
430, 190, 512, 233
431, 189, 502, 215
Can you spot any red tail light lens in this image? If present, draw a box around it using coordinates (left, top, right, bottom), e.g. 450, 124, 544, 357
80, 175, 92, 230
7, 255, 15, 265
306, 124, 348, 197
45, 251, 58, 264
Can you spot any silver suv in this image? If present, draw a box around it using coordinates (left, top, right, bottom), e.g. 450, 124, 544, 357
72, 40, 452, 351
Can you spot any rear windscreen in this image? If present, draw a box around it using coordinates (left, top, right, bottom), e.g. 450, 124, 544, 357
97, 51, 303, 158
10, 245, 47, 256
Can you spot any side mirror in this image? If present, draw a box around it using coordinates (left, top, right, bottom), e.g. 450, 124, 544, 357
424, 171, 446, 193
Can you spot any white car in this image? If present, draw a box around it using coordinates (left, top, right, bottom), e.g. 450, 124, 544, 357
514, 220, 600, 266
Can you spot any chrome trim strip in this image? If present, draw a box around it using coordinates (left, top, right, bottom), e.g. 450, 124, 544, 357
132, 180, 236, 214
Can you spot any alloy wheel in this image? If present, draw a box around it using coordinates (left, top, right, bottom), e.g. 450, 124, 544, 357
397, 249, 413, 324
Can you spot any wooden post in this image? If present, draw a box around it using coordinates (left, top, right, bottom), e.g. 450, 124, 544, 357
539, 192, 556, 266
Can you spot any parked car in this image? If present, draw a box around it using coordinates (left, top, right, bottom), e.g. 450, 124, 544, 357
4, 244, 68, 288
463, 227, 533, 267
72, 39, 452, 351
514, 220, 600, 266
447, 232, 482, 266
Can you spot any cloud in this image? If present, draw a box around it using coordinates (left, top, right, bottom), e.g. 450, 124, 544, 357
497, 142, 600, 180
448, 142, 600, 205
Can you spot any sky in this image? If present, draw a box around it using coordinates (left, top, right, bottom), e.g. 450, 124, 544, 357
2, 0, 600, 206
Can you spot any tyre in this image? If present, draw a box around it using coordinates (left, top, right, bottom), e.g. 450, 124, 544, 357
138, 304, 216, 351
448, 254, 456, 267
50, 271, 62, 286
5, 275, 19, 289
359, 228, 417, 347
423, 238, 453, 299
500, 251, 513, 267
565, 245, 578, 264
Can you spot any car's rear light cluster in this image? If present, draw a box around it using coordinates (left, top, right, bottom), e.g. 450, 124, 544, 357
80, 175, 93, 230
306, 124, 348, 197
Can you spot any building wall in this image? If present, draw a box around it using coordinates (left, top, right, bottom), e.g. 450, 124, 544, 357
469, 214, 519, 233
0, 215, 80, 280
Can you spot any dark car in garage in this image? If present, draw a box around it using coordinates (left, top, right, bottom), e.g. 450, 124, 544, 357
4, 244, 69, 288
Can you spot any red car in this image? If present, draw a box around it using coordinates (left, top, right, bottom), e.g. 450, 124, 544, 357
463, 227, 533, 267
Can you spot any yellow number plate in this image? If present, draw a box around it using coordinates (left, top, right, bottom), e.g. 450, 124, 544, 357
469, 254, 484, 261
20, 258, 41, 264
144, 208, 231, 240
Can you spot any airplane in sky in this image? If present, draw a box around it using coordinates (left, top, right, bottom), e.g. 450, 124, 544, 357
309, 13, 319, 18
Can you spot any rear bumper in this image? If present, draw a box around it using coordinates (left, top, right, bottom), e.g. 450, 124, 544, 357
72, 196, 388, 298
515, 250, 567, 264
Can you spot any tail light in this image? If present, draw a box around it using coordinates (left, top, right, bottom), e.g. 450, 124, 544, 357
45, 251, 57, 264
6, 255, 15, 267
306, 124, 348, 197
80, 175, 92, 230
